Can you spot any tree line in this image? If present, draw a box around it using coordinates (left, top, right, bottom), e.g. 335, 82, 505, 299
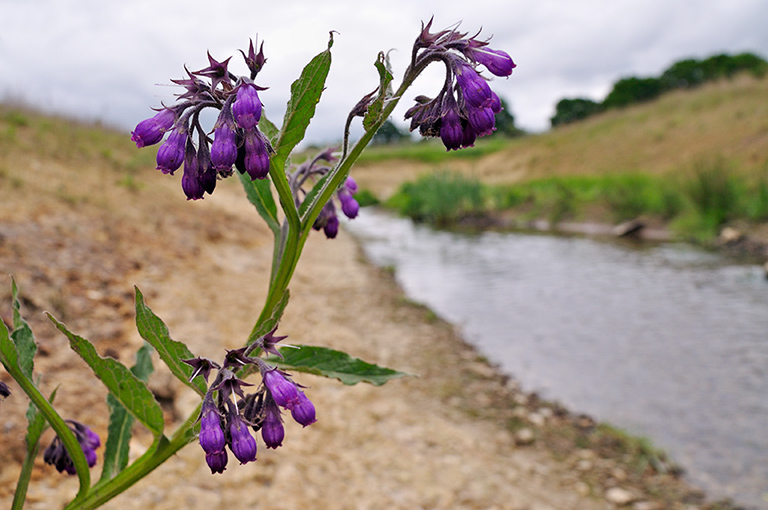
550, 52, 768, 127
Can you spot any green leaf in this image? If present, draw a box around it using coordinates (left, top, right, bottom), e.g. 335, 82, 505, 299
10, 278, 36, 380
48, 314, 165, 436
100, 343, 154, 482
25, 387, 56, 451
362, 51, 395, 132
274, 33, 333, 162
268, 345, 410, 386
247, 289, 290, 347
238, 170, 280, 234
258, 114, 279, 144
134, 287, 207, 396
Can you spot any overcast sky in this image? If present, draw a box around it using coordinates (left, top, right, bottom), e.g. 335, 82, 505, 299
1, 0, 767, 144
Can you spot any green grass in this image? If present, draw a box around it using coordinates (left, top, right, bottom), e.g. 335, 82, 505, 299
387, 159, 768, 242
358, 136, 510, 164
386, 171, 486, 226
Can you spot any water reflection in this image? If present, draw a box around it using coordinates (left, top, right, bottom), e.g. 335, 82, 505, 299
346, 207, 768, 509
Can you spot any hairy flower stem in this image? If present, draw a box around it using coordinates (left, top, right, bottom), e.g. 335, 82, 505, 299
252, 74, 417, 337
11, 436, 42, 510
62, 402, 202, 510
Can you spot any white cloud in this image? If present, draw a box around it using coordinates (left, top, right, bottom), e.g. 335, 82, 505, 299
1, 0, 767, 138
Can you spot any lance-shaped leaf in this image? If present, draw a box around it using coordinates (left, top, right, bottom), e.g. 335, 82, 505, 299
100, 342, 154, 482
134, 287, 206, 396
274, 33, 333, 162
48, 314, 165, 436
238, 170, 280, 234
363, 51, 395, 132
11, 278, 36, 380
268, 345, 410, 386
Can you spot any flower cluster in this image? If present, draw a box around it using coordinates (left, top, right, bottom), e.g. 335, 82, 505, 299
43, 420, 101, 475
288, 148, 361, 239
131, 39, 272, 200
184, 327, 316, 474
404, 19, 515, 151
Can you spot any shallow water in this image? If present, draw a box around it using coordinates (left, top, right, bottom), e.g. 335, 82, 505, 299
346, 208, 768, 509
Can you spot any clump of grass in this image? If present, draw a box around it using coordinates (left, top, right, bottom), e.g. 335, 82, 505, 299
386, 171, 487, 226
386, 155, 768, 243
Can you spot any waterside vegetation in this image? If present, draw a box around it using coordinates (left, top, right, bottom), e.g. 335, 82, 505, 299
356, 73, 768, 245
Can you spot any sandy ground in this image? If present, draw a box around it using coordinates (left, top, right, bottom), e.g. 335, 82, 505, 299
0, 117, 724, 509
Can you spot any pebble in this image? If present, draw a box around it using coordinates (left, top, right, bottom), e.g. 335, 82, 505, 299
605, 487, 635, 505
515, 428, 535, 445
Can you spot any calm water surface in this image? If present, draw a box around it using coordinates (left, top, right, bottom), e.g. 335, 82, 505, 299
346, 208, 768, 509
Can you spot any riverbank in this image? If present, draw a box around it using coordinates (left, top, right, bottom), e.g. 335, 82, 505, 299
0, 170, 741, 509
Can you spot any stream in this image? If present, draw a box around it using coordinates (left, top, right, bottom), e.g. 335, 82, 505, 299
346, 207, 768, 509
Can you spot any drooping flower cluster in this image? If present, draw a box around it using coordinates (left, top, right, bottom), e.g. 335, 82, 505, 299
183, 327, 316, 474
404, 19, 515, 151
43, 420, 101, 475
131, 39, 272, 199
288, 148, 361, 239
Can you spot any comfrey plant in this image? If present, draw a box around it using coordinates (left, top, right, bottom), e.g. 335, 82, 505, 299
0, 19, 513, 509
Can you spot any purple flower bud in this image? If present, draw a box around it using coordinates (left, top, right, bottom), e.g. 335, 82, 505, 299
324, 214, 339, 239
243, 130, 270, 180
206, 450, 228, 474
232, 83, 263, 130
210, 111, 238, 171
489, 91, 502, 114
473, 48, 516, 77
455, 63, 492, 109
467, 106, 496, 137
263, 369, 300, 410
290, 391, 317, 427
44, 420, 101, 475
261, 399, 285, 449
131, 108, 175, 148
339, 192, 359, 219
440, 102, 464, 151
227, 412, 257, 464
345, 177, 359, 194
199, 398, 226, 454
181, 141, 205, 200
156, 125, 187, 174
461, 122, 477, 149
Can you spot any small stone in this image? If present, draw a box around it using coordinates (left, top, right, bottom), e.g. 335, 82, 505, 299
605, 487, 635, 505
528, 412, 546, 426
574, 481, 591, 497
718, 226, 742, 244
515, 428, 535, 445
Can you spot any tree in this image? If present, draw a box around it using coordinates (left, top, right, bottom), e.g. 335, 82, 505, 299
494, 97, 524, 137
550, 98, 604, 127
372, 119, 411, 144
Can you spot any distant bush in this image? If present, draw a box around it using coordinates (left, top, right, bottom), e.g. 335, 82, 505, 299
550, 98, 604, 127
602, 77, 665, 108
386, 171, 486, 225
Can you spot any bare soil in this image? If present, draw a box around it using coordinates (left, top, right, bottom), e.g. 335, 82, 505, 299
0, 113, 738, 509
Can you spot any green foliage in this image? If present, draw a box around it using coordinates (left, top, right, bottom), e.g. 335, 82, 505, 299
269, 345, 410, 386
550, 98, 604, 127
134, 287, 206, 396
48, 314, 165, 436
101, 343, 154, 482
603, 77, 665, 108
273, 35, 333, 163
387, 171, 486, 225
371, 119, 410, 145
493, 97, 524, 137
353, 188, 380, 207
